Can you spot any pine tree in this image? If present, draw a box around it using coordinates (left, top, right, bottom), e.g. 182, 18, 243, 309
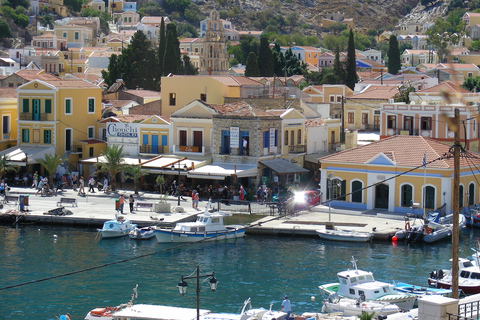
387, 35, 401, 75
158, 17, 166, 78
163, 23, 181, 76
183, 55, 198, 75
345, 29, 358, 90
332, 44, 345, 84
272, 43, 285, 77
245, 52, 260, 77
258, 37, 274, 77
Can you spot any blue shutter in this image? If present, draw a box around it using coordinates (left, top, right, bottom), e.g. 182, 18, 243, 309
161, 135, 167, 146
142, 134, 148, 145
263, 131, 269, 148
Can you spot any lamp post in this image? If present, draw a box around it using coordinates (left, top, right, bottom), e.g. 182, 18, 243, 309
327, 173, 333, 222
171, 162, 187, 206
177, 265, 218, 320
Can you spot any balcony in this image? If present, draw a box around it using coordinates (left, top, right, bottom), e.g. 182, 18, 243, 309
140, 145, 165, 154
174, 145, 210, 156
19, 113, 48, 121
288, 145, 306, 153
386, 128, 420, 136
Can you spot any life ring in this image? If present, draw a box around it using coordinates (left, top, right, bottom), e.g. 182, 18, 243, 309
405, 221, 411, 230
361, 303, 368, 309
425, 226, 432, 234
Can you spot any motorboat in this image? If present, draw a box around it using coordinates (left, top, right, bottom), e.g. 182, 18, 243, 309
427, 253, 480, 294
393, 281, 452, 297
154, 202, 246, 243
462, 206, 480, 227
316, 228, 373, 243
200, 298, 287, 320
321, 292, 401, 317
318, 256, 416, 311
129, 226, 155, 240
98, 215, 137, 238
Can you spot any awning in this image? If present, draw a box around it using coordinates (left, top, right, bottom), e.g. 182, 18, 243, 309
304, 152, 330, 164
80, 156, 147, 165
0, 145, 56, 166
187, 162, 257, 180
259, 159, 309, 175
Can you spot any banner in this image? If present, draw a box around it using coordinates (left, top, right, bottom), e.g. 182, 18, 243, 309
230, 127, 239, 148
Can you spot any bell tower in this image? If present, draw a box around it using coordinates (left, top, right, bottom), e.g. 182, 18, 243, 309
199, 9, 229, 75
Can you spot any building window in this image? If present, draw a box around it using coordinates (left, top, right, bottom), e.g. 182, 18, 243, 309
44, 130, 51, 144
421, 117, 432, 130
74, 32, 79, 40
290, 131, 294, 146
45, 99, 52, 113
468, 72, 473, 77
65, 98, 72, 114
88, 127, 94, 139
200, 93, 206, 102
284, 130, 288, 145
329, 95, 335, 103
348, 112, 354, 124
63, 32, 67, 38
22, 99, 29, 113
362, 113, 368, 125
387, 115, 396, 129
337, 95, 342, 103
169, 93, 176, 106
22, 129, 29, 143
179, 130, 187, 146
77, 67, 82, 72
297, 129, 301, 144
2, 115, 10, 135
89, 147, 94, 157
88, 98, 94, 113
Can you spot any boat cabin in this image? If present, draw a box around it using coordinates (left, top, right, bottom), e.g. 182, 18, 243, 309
336, 269, 396, 300
173, 213, 228, 233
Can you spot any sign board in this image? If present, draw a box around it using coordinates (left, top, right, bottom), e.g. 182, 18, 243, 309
230, 127, 239, 148
269, 128, 275, 152
107, 123, 139, 138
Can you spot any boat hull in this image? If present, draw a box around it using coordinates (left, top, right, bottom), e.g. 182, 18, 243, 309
322, 299, 400, 317
154, 227, 245, 243
428, 278, 480, 295
129, 227, 155, 240
316, 229, 372, 242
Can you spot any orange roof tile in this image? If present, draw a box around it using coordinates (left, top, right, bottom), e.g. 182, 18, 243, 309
40, 79, 100, 89
418, 80, 471, 93
350, 85, 399, 100
0, 88, 17, 98
123, 89, 160, 98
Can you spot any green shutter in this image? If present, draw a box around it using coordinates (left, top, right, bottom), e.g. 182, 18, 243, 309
65, 99, 71, 113
44, 130, 51, 144
45, 100, 51, 113
22, 129, 29, 143
22, 99, 29, 113
88, 99, 94, 112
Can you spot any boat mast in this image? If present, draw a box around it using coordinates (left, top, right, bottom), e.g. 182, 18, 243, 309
452, 108, 460, 299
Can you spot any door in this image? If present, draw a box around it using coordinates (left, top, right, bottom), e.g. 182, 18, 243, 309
425, 186, 435, 209
151, 135, 158, 153
33, 99, 40, 121
221, 130, 230, 154
404, 116, 413, 134
193, 131, 202, 151
375, 184, 389, 209
65, 129, 72, 152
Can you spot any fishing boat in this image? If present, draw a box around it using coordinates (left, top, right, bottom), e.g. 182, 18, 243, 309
200, 298, 287, 320
427, 254, 480, 294
316, 228, 373, 243
154, 202, 245, 243
97, 215, 137, 238
321, 292, 401, 317
318, 256, 416, 311
129, 226, 155, 240
393, 281, 452, 297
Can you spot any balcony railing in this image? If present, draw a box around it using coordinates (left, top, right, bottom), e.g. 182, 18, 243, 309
288, 145, 305, 153
19, 113, 48, 121
140, 145, 165, 154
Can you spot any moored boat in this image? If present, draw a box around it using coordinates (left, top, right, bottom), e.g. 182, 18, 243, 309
316, 228, 373, 243
129, 226, 155, 240
154, 202, 245, 243
321, 293, 401, 317
200, 298, 287, 320
98, 215, 137, 238
428, 255, 480, 294
394, 281, 452, 297
318, 256, 416, 311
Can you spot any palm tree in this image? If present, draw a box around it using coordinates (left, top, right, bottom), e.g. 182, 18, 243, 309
36, 154, 64, 189
99, 145, 126, 191
0, 156, 17, 181
125, 164, 148, 195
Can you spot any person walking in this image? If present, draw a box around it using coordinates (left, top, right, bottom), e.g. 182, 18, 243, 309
179, 182, 185, 200
88, 176, 96, 193
194, 191, 199, 209
72, 174, 77, 191
78, 176, 85, 195
102, 177, 109, 193
31, 171, 39, 189
118, 194, 125, 214
129, 194, 135, 213
280, 296, 292, 319
239, 185, 245, 201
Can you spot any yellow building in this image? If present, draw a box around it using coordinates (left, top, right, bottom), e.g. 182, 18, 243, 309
319, 135, 480, 214
15, 79, 104, 171
0, 88, 18, 150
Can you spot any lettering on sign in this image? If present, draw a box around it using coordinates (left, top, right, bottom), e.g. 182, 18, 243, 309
107, 123, 139, 138
230, 127, 239, 148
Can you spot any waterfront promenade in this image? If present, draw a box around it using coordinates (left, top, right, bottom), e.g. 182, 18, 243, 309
0, 185, 407, 240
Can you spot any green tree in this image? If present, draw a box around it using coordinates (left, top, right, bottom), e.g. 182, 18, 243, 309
393, 82, 415, 103
333, 44, 346, 83
345, 29, 358, 90
387, 35, 401, 75
101, 54, 123, 87
239, 35, 260, 64
99, 145, 126, 192
184, 3, 202, 24
0, 156, 17, 181
177, 22, 198, 38
156, 175, 166, 194
13, 13, 29, 28
328, 22, 347, 35
163, 23, 181, 75
286, 12, 298, 26
3, 0, 29, 9
272, 42, 285, 77
125, 165, 148, 195
158, 17, 166, 78
0, 20, 12, 39
425, 16, 466, 62
36, 154, 64, 189
164, 0, 190, 14
258, 37, 274, 76
462, 76, 480, 92
183, 55, 197, 75
245, 52, 260, 77
137, 2, 165, 17
64, 0, 83, 13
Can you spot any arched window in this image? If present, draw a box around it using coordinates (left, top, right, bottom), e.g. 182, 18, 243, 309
469, 183, 475, 206
351, 181, 362, 203
459, 185, 464, 208
401, 184, 412, 207
425, 186, 435, 209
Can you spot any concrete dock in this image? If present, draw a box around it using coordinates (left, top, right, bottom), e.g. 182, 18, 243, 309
0, 186, 409, 241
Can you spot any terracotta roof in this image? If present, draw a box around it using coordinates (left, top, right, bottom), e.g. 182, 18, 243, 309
417, 80, 471, 93
39, 79, 101, 89
305, 118, 325, 126
350, 85, 399, 100
104, 100, 135, 109
123, 89, 160, 98
318, 135, 480, 169
108, 114, 150, 122
213, 102, 274, 117
357, 71, 382, 80
14, 70, 60, 81
0, 88, 17, 98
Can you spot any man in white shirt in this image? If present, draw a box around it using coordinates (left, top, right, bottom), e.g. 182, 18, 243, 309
280, 296, 291, 319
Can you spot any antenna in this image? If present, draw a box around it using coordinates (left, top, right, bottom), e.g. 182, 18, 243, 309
350, 256, 358, 270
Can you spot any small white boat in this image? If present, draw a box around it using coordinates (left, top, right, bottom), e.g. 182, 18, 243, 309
316, 228, 373, 242
201, 298, 286, 320
321, 293, 401, 317
129, 226, 155, 240
98, 215, 137, 238
154, 202, 245, 243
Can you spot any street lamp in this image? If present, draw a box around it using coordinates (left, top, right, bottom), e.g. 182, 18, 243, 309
171, 162, 188, 206
327, 173, 333, 222
177, 265, 218, 320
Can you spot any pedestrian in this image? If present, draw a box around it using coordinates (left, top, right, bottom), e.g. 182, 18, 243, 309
281, 296, 292, 319
242, 138, 248, 155
179, 182, 185, 200
78, 176, 85, 195
256, 186, 262, 202
239, 185, 245, 201
118, 194, 125, 214
129, 194, 135, 213
194, 191, 199, 209
191, 190, 196, 208
31, 171, 38, 189
222, 186, 228, 199
172, 180, 177, 195
102, 177, 109, 193
88, 176, 96, 193
72, 174, 77, 191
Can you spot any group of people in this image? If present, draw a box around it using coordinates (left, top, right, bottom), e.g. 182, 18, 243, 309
116, 194, 136, 214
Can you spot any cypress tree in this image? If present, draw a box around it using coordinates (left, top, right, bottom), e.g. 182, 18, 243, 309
245, 52, 260, 77
163, 23, 181, 76
345, 29, 358, 90
158, 17, 166, 78
272, 43, 285, 77
258, 37, 274, 76
333, 44, 345, 84
387, 35, 401, 75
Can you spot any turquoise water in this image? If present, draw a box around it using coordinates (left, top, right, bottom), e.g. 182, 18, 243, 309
1, 224, 480, 320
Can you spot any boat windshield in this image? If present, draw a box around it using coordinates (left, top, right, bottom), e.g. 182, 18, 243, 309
350, 277, 357, 283
212, 217, 220, 223
366, 275, 374, 281
471, 273, 480, 279
463, 262, 474, 268
460, 271, 470, 278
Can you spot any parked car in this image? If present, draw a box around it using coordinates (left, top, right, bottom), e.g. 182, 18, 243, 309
293, 191, 320, 208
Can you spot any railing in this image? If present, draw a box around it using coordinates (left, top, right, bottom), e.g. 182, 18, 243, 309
140, 145, 165, 154
19, 113, 48, 121
288, 145, 305, 153
364, 124, 380, 131
455, 300, 480, 319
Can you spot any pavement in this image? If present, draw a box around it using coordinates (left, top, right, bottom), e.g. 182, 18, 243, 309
0, 185, 408, 241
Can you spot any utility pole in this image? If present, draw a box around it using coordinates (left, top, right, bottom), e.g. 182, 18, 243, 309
340, 96, 345, 143
452, 107, 460, 299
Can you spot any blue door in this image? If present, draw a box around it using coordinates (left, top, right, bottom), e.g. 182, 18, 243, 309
33, 99, 40, 121
152, 135, 158, 153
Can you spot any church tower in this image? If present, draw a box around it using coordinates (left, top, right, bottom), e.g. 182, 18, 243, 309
199, 9, 229, 75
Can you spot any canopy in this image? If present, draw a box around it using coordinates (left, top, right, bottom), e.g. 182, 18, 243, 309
0, 145, 56, 166
259, 159, 309, 175
187, 162, 257, 180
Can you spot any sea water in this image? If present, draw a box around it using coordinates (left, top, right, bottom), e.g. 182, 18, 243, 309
0, 224, 479, 319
